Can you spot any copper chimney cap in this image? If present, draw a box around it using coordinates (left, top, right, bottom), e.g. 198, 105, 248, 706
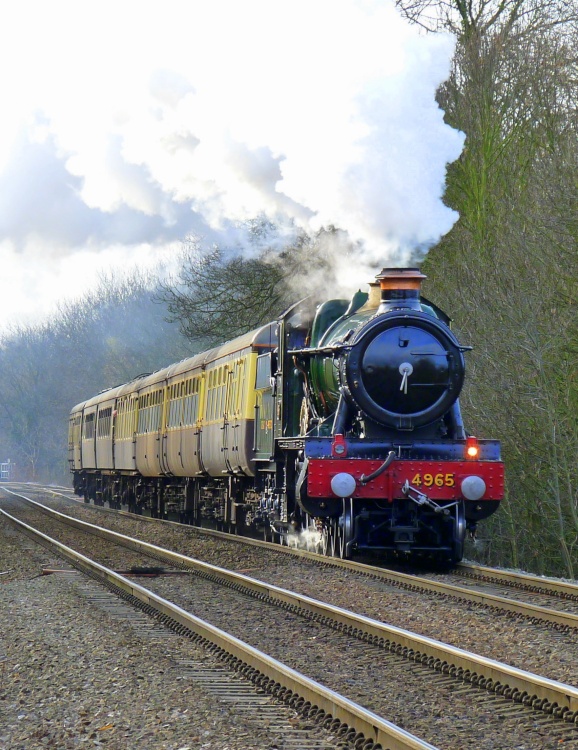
375, 267, 427, 291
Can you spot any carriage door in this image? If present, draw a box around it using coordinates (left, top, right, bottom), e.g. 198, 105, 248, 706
254, 352, 275, 459
227, 359, 244, 471
160, 383, 171, 475
216, 365, 233, 471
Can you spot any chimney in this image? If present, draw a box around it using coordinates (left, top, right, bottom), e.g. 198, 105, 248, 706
356, 281, 381, 312
376, 268, 426, 313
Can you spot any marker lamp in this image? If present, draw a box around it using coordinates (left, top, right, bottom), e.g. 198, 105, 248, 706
465, 436, 479, 459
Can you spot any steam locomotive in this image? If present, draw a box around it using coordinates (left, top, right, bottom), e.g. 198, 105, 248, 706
69, 267, 503, 562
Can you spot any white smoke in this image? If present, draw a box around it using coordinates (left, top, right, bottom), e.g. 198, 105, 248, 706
0, 0, 463, 326
286, 524, 325, 553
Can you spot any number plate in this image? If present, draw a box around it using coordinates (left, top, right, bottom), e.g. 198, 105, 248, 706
410, 472, 455, 488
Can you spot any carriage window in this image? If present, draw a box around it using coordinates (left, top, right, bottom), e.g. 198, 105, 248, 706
69, 414, 82, 446
256, 353, 274, 390
117, 397, 138, 438
83, 412, 95, 440
97, 407, 113, 438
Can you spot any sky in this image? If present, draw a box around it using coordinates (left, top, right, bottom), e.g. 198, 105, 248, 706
0, 0, 464, 331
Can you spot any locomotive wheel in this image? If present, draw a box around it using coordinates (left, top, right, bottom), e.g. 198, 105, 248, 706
338, 499, 354, 559
303, 513, 321, 553
318, 515, 349, 558
319, 519, 339, 557
319, 522, 330, 555
263, 524, 273, 543
450, 501, 466, 564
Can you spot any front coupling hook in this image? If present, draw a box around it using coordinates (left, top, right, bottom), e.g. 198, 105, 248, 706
401, 480, 457, 515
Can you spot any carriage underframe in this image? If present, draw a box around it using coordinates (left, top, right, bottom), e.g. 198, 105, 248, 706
73, 463, 496, 563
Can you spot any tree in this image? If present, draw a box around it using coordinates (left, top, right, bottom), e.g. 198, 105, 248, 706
414, 0, 578, 574
0, 270, 191, 483
395, 0, 576, 37
158, 233, 337, 346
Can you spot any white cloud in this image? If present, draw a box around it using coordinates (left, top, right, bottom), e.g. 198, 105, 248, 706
0, 0, 463, 329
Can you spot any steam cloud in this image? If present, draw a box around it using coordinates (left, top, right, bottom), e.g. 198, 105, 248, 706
0, 0, 463, 326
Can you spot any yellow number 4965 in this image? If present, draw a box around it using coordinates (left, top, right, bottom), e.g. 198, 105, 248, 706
411, 473, 455, 488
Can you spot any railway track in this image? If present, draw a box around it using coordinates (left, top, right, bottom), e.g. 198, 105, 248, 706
3, 485, 578, 748
456, 561, 578, 600
0, 496, 434, 750
20, 482, 578, 633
